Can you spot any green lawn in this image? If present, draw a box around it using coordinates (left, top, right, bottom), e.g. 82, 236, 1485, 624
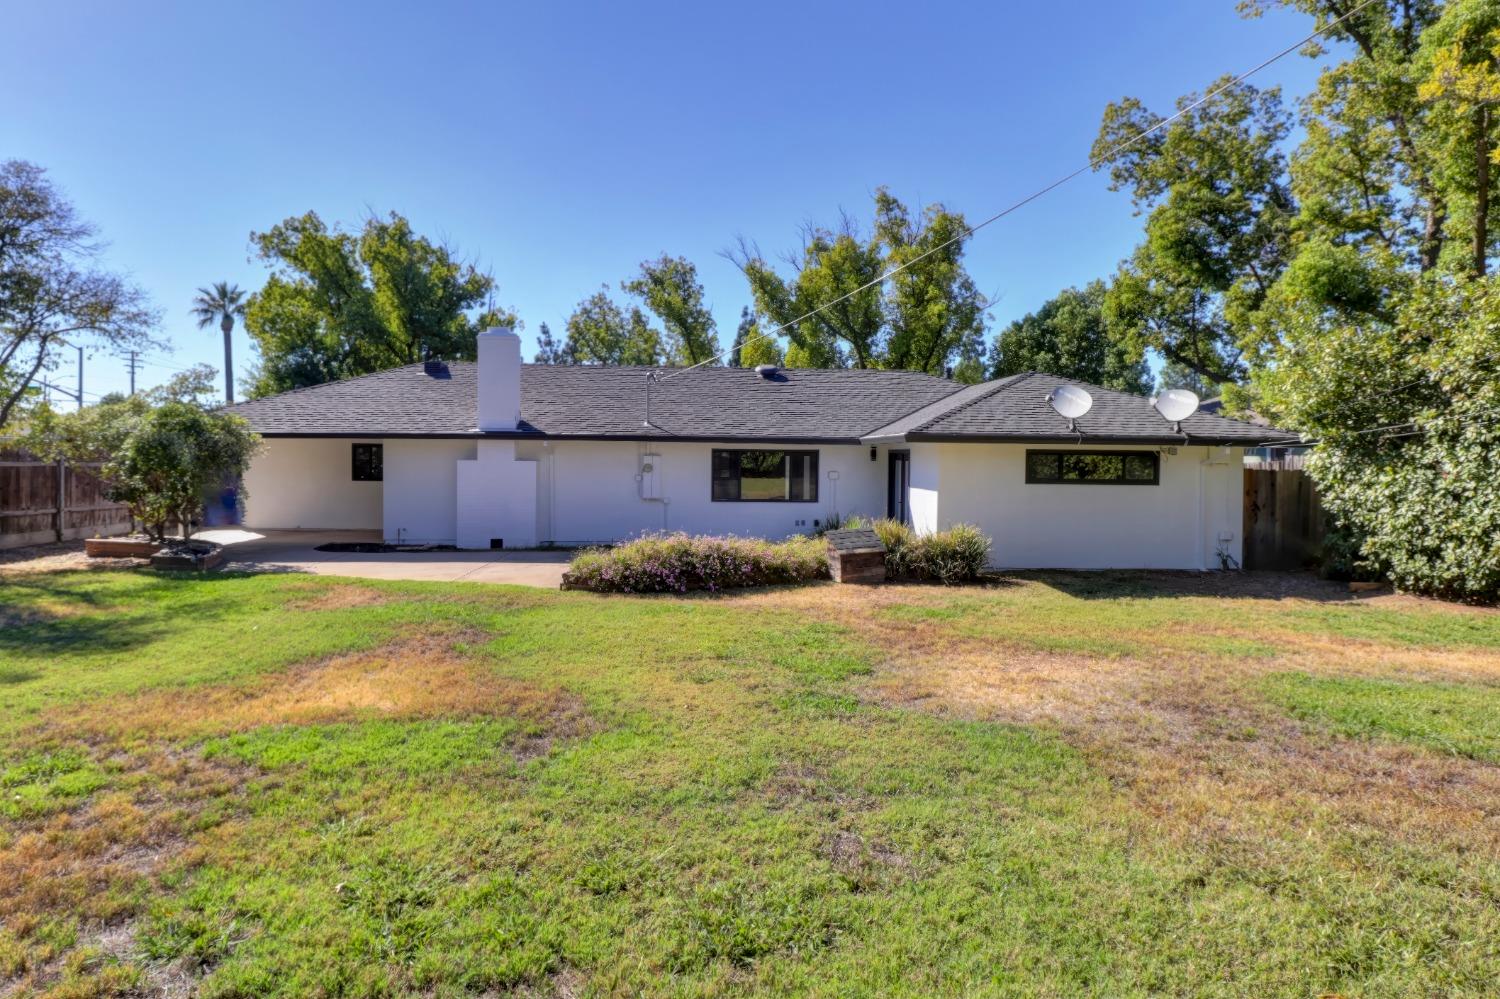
2, 569, 1499, 997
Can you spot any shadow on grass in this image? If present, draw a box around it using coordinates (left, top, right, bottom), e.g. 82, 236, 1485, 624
0, 570, 269, 659
1010, 569, 1367, 603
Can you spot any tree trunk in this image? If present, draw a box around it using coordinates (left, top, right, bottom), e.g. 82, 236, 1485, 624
221, 315, 235, 404
1475, 107, 1491, 279
1420, 197, 1447, 272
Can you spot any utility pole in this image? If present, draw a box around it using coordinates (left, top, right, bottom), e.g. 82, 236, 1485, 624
126, 350, 140, 396
76, 345, 84, 411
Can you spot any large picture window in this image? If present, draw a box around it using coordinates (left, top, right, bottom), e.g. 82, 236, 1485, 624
352, 443, 383, 482
1025, 449, 1158, 485
712, 449, 818, 502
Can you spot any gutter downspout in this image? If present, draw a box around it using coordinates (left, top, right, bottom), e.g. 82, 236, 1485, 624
1197, 446, 1210, 571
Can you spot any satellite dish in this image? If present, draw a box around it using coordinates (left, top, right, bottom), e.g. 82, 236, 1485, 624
1047, 385, 1093, 432
1152, 389, 1200, 430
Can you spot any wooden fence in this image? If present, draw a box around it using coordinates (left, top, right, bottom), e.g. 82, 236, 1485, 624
0, 444, 132, 550
1242, 467, 1326, 570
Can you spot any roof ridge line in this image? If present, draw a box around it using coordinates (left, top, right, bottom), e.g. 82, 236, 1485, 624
855, 378, 970, 437
225, 362, 429, 410
908, 372, 1035, 434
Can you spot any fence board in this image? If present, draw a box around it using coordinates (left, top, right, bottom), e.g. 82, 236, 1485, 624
1243, 468, 1326, 570
0, 445, 132, 549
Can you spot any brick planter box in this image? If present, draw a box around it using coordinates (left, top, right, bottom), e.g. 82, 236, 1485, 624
85, 537, 160, 559
150, 544, 225, 572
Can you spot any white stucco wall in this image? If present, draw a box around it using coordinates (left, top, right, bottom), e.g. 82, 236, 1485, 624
244, 436, 1242, 569
907, 443, 942, 536
241, 438, 383, 530
457, 440, 539, 548
537, 441, 887, 546
907, 442, 1242, 570
382, 439, 475, 544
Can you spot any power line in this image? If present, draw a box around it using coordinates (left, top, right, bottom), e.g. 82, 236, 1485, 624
137, 356, 198, 373
662, 0, 1381, 382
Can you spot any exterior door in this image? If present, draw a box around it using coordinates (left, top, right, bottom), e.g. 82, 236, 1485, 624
887, 450, 911, 524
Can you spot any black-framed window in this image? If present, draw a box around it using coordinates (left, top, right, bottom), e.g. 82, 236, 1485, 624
352, 443, 383, 482
712, 449, 818, 502
1025, 449, 1158, 485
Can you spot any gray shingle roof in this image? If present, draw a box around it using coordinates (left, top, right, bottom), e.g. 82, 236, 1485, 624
228, 364, 1276, 446
863, 371, 1278, 445
227, 362, 963, 442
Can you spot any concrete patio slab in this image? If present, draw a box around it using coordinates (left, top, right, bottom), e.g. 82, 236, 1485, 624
201, 529, 571, 588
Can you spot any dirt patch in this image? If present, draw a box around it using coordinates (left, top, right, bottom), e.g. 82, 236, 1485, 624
65, 634, 579, 742
823, 829, 911, 891
0, 539, 150, 575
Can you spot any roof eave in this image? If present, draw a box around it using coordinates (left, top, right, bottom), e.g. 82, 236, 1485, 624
252, 430, 868, 445
900, 432, 1268, 446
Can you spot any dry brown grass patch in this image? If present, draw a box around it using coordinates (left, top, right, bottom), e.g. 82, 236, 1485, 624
0, 747, 249, 997
287, 583, 394, 611
747, 581, 1500, 859
63, 634, 572, 742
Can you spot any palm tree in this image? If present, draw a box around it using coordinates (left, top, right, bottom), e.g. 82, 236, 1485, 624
191, 282, 247, 403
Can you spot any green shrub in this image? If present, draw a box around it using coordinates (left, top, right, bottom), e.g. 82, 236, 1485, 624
843, 517, 990, 584
563, 533, 828, 593
1258, 277, 1500, 602
906, 523, 992, 585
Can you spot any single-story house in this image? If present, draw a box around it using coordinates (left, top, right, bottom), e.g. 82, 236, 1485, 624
227, 327, 1274, 570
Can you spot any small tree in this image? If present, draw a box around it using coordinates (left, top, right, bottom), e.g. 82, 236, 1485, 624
30, 395, 259, 543
110, 404, 259, 542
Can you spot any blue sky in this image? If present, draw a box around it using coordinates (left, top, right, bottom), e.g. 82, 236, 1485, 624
4, 0, 1333, 401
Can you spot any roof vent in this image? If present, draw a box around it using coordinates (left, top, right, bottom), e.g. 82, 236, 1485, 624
754, 364, 779, 380
424, 359, 450, 378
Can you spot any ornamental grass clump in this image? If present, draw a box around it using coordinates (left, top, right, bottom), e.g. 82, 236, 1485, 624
844, 516, 990, 584
906, 523, 992, 584
563, 533, 829, 593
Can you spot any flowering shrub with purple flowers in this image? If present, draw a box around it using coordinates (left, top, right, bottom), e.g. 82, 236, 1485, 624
561, 533, 829, 593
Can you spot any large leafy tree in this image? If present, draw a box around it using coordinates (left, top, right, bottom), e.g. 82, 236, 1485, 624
1258, 275, 1500, 600
1242, 0, 1448, 269
1417, 0, 1500, 277
622, 255, 721, 364
1093, 79, 1296, 381
561, 289, 663, 366
988, 282, 1149, 392
0, 160, 158, 430
873, 190, 989, 375
729, 188, 988, 373
190, 281, 245, 403
243, 211, 516, 397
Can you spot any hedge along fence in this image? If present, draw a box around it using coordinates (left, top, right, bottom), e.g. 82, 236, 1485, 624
562, 522, 994, 594
562, 533, 829, 593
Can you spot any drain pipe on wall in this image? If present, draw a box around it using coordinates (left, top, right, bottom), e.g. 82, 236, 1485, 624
1197, 448, 1208, 571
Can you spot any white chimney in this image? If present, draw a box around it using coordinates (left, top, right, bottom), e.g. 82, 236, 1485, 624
476, 326, 522, 431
